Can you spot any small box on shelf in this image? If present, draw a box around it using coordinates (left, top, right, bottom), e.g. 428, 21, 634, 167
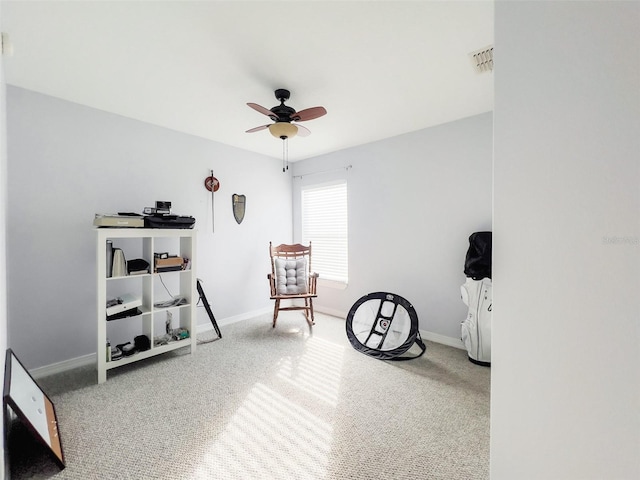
154, 256, 185, 273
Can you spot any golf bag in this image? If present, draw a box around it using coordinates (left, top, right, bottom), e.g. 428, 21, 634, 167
461, 231, 492, 366
460, 277, 492, 366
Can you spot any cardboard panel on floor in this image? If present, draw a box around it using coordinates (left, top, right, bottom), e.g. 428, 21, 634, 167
3, 349, 65, 471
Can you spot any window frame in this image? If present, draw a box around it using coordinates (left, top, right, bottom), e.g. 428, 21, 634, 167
300, 180, 349, 287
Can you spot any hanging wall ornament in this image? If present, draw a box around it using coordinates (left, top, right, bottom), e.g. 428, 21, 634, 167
232, 194, 246, 224
204, 171, 220, 233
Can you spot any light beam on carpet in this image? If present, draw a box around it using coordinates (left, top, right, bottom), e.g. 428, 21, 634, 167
192, 382, 333, 479
276, 336, 344, 406
191, 323, 347, 479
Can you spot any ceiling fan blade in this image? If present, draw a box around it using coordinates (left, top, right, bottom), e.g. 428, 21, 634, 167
291, 106, 327, 122
245, 124, 270, 133
247, 102, 277, 119
295, 124, 311, 137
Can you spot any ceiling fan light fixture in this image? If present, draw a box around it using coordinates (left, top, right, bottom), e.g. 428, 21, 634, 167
269, 122, 298, 139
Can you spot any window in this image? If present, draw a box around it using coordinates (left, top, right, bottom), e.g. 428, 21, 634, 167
301, 182, 348, 284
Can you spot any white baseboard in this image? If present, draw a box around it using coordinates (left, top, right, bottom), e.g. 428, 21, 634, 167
314, 307, 465, 350
31, 353, 96, 380
420, 329, 465, 350
30, 307, 463, 379
314, 306, 347, 318
315, 308, 465, 350
196, 306, 272, 334
30, 307, 274, 379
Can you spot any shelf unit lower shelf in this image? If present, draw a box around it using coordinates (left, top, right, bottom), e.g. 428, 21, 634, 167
105, 338, 192, 370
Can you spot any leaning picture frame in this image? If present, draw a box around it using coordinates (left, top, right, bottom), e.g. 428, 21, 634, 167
3, 348, 65, 470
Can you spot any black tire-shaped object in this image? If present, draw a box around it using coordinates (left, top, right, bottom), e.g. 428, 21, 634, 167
346, 292, 425, 361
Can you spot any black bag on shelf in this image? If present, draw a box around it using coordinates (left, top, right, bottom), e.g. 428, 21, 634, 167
134, 335, 151, 352
144, 215, 195, 229
127, 258, 150, 275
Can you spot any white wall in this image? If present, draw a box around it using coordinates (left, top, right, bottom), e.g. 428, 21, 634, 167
492, 2, 639, 479
292, 113, 493, 343
6, 86, 292, 370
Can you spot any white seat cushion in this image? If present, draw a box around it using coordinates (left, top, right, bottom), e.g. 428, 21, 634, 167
275, 258, 308, 295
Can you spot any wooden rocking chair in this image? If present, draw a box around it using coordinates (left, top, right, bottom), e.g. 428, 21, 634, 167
268, 242, 319, 328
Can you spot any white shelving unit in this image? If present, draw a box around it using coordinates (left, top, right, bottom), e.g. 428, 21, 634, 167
96, 228, 197, 383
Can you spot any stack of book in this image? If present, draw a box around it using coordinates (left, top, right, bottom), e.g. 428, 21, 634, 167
155, 256, 184, 273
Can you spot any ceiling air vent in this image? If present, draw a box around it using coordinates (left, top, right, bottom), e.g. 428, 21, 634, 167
470, 45, 493, 73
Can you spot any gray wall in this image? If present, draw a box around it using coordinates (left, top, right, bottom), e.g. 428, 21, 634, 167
7, 88, 493, 372
492, 1, 639, 478
6, 86, 292, 370
292, 113, 493, 344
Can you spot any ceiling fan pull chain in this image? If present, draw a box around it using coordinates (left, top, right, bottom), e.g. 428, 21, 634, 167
281, 137, 289, 172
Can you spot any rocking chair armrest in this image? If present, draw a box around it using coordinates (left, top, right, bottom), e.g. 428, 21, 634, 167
267, 273, 277, 297
309, 272, 319, 294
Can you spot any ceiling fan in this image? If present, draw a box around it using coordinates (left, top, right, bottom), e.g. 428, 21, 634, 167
245, 89, 327, 139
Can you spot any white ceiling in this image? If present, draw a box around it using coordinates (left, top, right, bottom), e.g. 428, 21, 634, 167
2, 1, 494, 161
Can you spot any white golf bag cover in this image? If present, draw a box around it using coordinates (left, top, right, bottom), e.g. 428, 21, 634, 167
460, 277, 492, 366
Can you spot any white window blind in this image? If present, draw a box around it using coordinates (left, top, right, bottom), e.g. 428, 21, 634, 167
301, 182, 348, 283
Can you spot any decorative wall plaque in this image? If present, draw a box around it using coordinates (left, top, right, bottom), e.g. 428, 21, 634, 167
232, 194, 246, 224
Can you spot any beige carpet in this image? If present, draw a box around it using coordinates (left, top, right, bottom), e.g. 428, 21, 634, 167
8, 312, 490, 479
